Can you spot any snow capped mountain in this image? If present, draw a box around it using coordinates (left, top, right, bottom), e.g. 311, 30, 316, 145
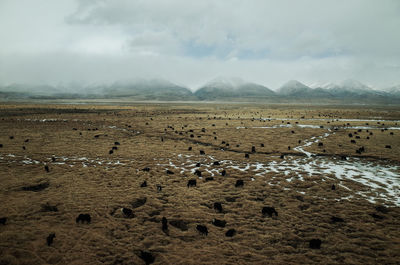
195, 77, 275, 100
1, 77, 400, 102
278, 80, 312, 95
384, 84, 400, 96
101, 78, 195, 100
339, 79, 373, 91
202, 76, 248, 90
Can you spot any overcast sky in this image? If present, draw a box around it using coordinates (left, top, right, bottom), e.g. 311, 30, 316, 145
1, 0, 400, 90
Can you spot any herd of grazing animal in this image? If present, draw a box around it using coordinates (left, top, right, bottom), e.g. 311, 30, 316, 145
0, 113, 398, 265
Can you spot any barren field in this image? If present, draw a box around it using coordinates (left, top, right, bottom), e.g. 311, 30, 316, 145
0, 103, 399, 265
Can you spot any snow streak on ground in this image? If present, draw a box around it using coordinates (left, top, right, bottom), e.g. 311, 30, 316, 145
155, 129, 400, 206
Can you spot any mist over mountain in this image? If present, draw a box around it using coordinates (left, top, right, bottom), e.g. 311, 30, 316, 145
0, 78, 399, 103
384, 84, 400, 97
194, 77, 276, 101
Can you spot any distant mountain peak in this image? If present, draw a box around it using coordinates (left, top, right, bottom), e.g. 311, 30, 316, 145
278, 80, 311, 95
203, 76, 247, 89
194, 77, 275, 100
339, 79, 372, 91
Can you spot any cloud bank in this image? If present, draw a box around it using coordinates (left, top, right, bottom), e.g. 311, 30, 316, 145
0, 0, 399, 90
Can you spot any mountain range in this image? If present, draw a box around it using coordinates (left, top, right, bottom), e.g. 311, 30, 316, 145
1, 78, 399, 103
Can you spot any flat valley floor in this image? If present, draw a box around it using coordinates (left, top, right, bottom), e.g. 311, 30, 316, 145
0, 103, 399, 264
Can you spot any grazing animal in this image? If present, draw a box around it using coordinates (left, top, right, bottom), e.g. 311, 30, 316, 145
235, 180, 244, 187
24, 139, 29, 142
331, 184, 336, 190
348, 133, 353, 137
196, 225, 208, 235
351, 140, 356, 144
0, 144, 3, 148
187, 179, 197, 187
47, 233, 55, 246
375, 205, 389, 214
194, 170, 202, 177
139, 251, 155, 265
318, 142, 323, 147
196, 163, 201, 167
109, 150, 113, 154
122, 208, 134, 218
114, 141, 120, 145
162, 217, 168, 233
213, 202, 223, 213
44, 165, 49, 172
280, 154, 284, 159
340, 156, 347, 161
141, 181, 147, 187
288, 146, 291, 150
112, 146, 118, 150
200, 150, 205, 155
225, 229, 236, 237
131, 198, 147, 208
331, 216, 344, 223
188, 146, 192, 151
41, 203, 58, 212
0, 217, 7, 225
244, 153, 249, 158
166, 169, 174, 175
221, 170, 226, 176
51, 157, 56, 162
22, 182, 49, 192
213, 161, 220, 166
262, 206, 278, 217
309, 239, 322, 249
251, 146, 256, 153
370, 213, 384, 220
142, 167, 150, 172
212, 218, 226, 227
22, 146, 26, 150
260, 143, 264, 147
385, 145, 391, 149
76, 214, 91, 224
205, 177, 214, 181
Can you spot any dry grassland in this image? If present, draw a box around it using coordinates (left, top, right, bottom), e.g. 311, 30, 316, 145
0, 103, 399, 264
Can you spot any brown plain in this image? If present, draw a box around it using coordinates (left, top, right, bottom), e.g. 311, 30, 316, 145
0, 103, 399, 265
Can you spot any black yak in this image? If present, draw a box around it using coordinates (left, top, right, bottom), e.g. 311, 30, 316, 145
76, 214, 91, 224
47, 233, 56, 246
196, 225, 208, 235
187, 179, 197, 187
262, 206, 278, 217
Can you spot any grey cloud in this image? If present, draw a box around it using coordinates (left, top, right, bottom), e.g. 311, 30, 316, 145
1, 0, 400, 89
